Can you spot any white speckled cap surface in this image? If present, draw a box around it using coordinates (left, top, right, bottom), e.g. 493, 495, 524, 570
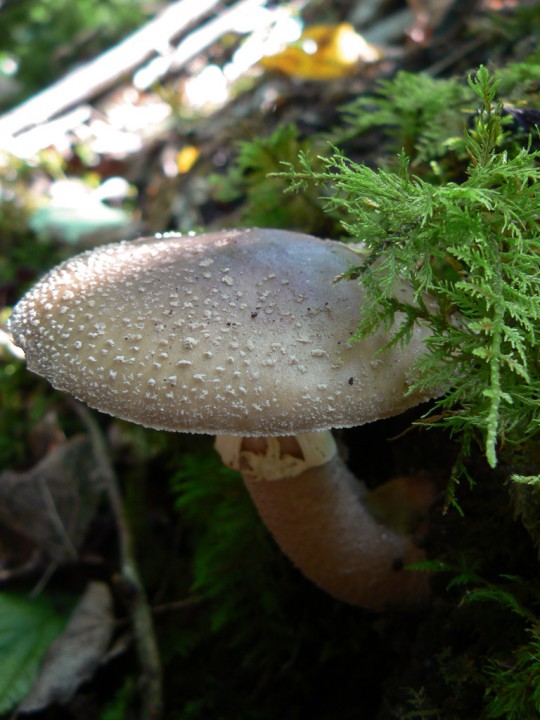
10, 228, 433, 435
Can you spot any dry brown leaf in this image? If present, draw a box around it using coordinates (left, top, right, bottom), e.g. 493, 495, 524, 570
18, 581, 114, 713
0, 436, 105, 564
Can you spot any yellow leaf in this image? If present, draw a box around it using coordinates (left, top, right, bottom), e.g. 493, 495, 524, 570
260, 23, 381, 81
176, 145, 200, 174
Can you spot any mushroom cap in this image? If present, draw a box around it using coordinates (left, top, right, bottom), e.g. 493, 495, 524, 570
10, 228, 434, 435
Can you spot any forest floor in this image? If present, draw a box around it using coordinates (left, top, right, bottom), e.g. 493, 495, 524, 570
1, 1, 540, 719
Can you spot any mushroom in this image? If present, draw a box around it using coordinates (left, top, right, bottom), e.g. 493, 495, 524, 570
9, 228, 438, 610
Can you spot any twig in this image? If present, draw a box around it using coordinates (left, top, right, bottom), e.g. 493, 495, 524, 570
152, 596, 201, 615
134, 0, 267, 89
0, 0, 223, 139
74, 402, 163, 720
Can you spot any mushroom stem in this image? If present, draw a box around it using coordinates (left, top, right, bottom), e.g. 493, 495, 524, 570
216, 431, 431, 611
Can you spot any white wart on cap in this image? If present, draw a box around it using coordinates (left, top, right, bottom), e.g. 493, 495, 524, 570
10, 228, 431, 435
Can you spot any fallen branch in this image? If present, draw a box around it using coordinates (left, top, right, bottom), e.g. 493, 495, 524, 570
134, 0, 268, 90
1, 0, 271, 157
0, 0, 222, 139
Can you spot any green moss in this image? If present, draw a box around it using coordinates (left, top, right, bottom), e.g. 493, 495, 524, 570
210, 123, 338, 235
100, 677, 138, 720
282, 65, 540, 478
170, 451, 290, 634
335, 71, 474, 168
484, 629, 540, 719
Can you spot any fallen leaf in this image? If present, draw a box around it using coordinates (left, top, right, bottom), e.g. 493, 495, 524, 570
260, 23, 381, 80
18, 582, 114, 713
176, 144, 200, 174
0, 436, 105, 564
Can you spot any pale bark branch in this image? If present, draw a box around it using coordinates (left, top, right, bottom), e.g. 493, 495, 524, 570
0, 0, 223, 139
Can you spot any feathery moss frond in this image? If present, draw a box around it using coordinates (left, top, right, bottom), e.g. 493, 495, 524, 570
282, 65, 540, 471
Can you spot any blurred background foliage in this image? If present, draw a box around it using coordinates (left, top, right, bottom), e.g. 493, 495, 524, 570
0, 0, 152, 107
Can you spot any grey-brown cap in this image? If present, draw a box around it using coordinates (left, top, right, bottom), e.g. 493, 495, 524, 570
10, 228, 433, 435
